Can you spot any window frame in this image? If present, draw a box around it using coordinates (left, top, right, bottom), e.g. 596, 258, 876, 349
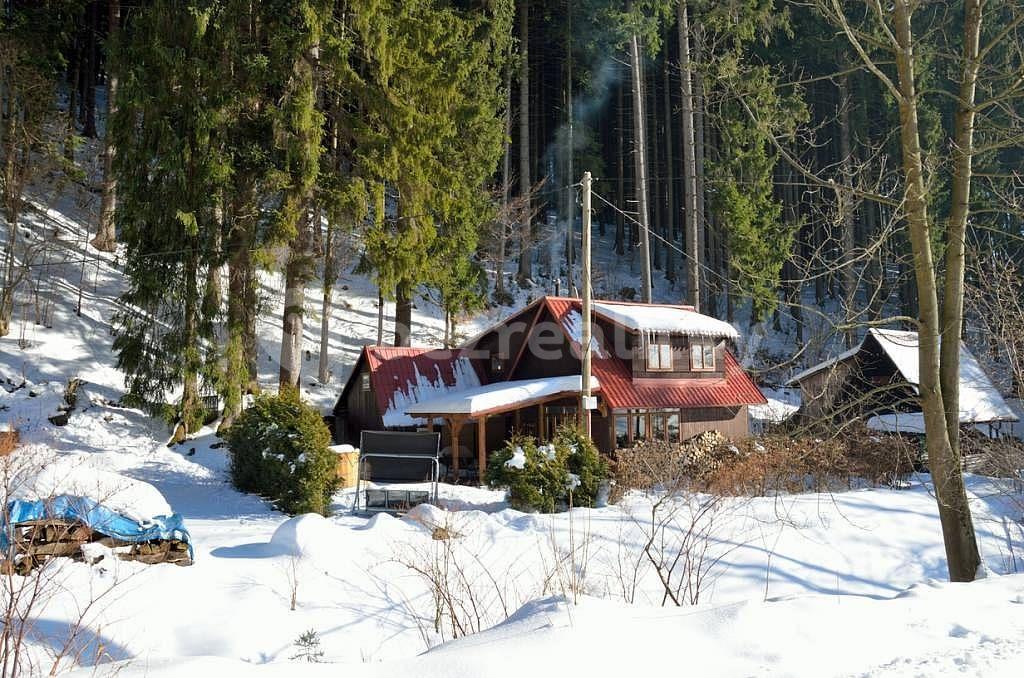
645, 335, 674, 371
360, 373, 371, 392
689, 340, 717, 372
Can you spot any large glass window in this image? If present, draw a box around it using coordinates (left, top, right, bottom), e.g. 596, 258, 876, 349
615, 416, 629, 448
646, 339, 673, 371
667, 412, 680, 443
690, 341, 716, 371
652, 412, 666, 441
632, 413, 647, 442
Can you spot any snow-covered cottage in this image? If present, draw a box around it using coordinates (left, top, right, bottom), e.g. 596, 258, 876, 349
334, 296, 766, 478
786, 328, 1019, 436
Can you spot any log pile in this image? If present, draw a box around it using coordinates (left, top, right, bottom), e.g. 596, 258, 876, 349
1, 518, 192, 574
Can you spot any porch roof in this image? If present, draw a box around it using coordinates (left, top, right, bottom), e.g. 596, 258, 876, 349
404, 375, 599, 419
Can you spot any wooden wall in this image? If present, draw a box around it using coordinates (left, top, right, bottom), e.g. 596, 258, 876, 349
337, 363, 383, 445
629, 334, 727, 380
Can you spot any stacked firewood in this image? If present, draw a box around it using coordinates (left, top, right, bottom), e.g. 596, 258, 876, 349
1, 518, 192, 575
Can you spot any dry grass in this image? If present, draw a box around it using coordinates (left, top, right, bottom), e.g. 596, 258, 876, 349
613, 426, 916, 498
0, 430, 18, 457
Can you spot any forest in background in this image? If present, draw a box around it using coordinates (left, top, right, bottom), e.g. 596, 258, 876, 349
3, 0, 1024, 581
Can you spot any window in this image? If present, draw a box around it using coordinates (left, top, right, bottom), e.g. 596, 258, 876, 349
631, 413, 647, 442
666, 412, 680, 443
690, 341, 716, 371
652, 412, 666, 441
646, 337, 673, 371
615, 416, 629, 448
361, 373, 371, 392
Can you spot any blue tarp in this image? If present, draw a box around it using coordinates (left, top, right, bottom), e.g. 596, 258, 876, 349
1, 495, 193, 560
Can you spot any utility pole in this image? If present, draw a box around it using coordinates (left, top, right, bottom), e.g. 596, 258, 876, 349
580, 171, 593, 438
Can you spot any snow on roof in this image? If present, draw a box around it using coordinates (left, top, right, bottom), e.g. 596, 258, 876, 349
561, 309, 605, 358
382, 356, 481, 428
786, 343, 862, 385
405, 375, 599, 417
789, 328, 1017, 424
18, 458, 173, 525
749, 387, 801, 424
592, 301, 740, 340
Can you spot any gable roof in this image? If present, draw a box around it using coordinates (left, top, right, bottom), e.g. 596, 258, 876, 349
786, 328, 1017, 424
543, 297, 765, 409
338, 297, 765, 424
348, 346, 483, 427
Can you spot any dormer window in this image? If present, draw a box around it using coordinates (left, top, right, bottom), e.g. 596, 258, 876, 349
690, 340, 716, 371
646, 336, 673, 371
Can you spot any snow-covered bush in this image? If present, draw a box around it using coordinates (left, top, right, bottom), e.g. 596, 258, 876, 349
225, 391, 337, 515
486, 426, 607, 512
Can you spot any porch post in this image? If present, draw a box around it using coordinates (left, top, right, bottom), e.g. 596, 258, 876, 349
477, 415, 487, 483
449, 416, 464, 482
539, 402, 547, 440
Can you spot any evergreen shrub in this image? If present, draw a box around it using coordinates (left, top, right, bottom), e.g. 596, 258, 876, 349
486, 425, 608, 513
226, 390, 338, 515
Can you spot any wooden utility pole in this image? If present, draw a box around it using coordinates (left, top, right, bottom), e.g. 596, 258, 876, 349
580, 171, 593, 438
629, 33, 653, 303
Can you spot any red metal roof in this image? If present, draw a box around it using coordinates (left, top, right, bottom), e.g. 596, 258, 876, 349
348, 296, 765, 417
362, 346, 482, 416
542, 297, 766, 410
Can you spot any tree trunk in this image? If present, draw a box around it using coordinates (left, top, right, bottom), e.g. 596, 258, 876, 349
890, 0, 981, 582
223, 218, 252, 428
629, 33, 653, 303
564, 1, 574, 289
93, 0, 120, 252
318, 220, 335, 385
940, 0, 982, 464
693, 40, 706, 311
497, 56, 512, 298
279, 209, 313, 391
82, 0, 98, 139
376, 287, 384, 345
615, 69, 625, 256
394, 280, 412, 347
678, 0, 699, 309
516, 0, 532, 282
838, 71, 856, 347
662, 46, 675, 284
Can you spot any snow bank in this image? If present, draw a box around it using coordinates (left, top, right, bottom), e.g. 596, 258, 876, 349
64, 575, 1024, 677
269, 513, 341, 562
18, 458, 172, 525
592, 301, 740, 339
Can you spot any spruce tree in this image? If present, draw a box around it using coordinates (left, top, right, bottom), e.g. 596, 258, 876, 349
112, 0, 227, 434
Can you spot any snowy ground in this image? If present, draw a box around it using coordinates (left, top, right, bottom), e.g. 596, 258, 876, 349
2, 167, 1024, 677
